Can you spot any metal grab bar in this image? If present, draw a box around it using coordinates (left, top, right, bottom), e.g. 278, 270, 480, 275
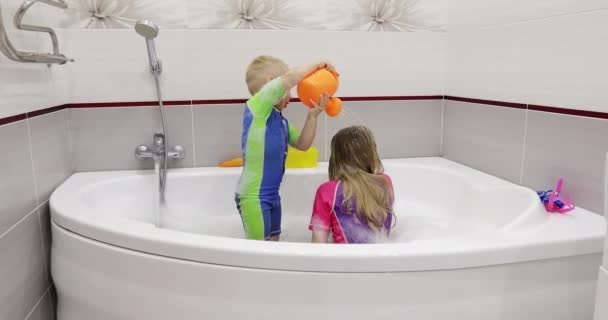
0, 0, 73, 65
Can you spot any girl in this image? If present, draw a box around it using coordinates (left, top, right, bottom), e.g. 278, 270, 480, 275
309, 126, 394, 243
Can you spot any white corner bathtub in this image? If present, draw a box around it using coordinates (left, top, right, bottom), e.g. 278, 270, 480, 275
50, 158, 605, 320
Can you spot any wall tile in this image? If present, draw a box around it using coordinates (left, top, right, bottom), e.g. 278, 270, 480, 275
47, 0, 187, 29
595, 267, 608, 320
523, 10, 608, 112
522, 111, 608, 214
442, 101, 526, 183
25, 291, 52, 320
187, 0, 324, 30
448, 0, 607, 30
193, 104, 244, 167
283, 102, 327, 161
446, 23, 530, 104
38, 202, 51, 283
326, 0, 446, 31
70, 106, 194, 172
63, 29, 445, 103
447, 10, 608, 113
0, 0, 66, 119
49, 285, 57, 320
328, 100, 443, 160
29, 110, 72, 203
0, 121, 38, 236
0, 209, 48, 320
604, 234, 608, 269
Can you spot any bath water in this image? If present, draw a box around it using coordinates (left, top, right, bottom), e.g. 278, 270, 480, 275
333, 105, 367, 127
154, 161, 162, 228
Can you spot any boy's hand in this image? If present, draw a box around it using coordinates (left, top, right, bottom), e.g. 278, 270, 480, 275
283, 60, 338, 91
309, 93, 329, 118
316, 61, 338, 76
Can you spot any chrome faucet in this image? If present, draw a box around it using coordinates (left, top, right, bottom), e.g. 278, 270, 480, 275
135, 133, 184, 162
135, 133, 185, 202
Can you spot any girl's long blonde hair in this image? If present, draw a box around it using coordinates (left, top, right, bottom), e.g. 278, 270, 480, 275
329, 126, 393, 230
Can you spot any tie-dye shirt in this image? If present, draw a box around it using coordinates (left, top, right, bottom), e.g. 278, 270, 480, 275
309, 174, 394, 244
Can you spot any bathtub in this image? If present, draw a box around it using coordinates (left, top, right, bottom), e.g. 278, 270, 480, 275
51, 157, 605, 320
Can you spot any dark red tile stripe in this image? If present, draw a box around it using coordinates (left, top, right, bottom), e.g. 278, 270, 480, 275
1, 95, 607, 126
26, 105, 68, 119
193, 96, 443, 105
191, 99, 248, 105
69, 100, 191, 108
445, 96, 527, 110
0, 113, 27, 126
340, 95, 443, 102
528, 104, 608, 120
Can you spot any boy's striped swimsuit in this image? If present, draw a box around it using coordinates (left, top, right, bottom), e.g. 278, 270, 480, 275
236, 78, 300, 240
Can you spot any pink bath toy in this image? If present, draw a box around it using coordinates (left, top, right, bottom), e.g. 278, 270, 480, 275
537, 177, 575, 214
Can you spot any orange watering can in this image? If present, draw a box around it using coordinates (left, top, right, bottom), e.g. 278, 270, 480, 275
297, 69, 342, 117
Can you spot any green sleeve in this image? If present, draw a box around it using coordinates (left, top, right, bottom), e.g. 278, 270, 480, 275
247, 78, 284, 118
288, 122, 301, 145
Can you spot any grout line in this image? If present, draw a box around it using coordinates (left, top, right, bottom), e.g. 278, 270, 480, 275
439, 97, 446, 156
519, 105, 530, 185
0, 201, 49, 240
25, 117, 40, 205
475, 8, 608, 30
49, 286, 55, 320
23, 286, 51, 320
324, 113, 328, 162
190, 100, 196, 167
36, 206, 50, 283
66, 108, 76, 173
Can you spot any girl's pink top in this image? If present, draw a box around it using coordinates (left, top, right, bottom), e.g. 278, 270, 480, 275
308, 174, 394, 244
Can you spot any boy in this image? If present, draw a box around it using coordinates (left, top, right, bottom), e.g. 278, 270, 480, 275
236, 55, 335, 241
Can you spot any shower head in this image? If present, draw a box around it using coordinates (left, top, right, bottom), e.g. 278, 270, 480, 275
135, 20, 159, 39
135, 20, 161, 75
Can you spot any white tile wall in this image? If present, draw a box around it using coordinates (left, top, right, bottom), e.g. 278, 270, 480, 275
70, 99, 443, 170
0, 110, 71, 320
604, 234, 608, 270
0, 0, 70, 119
446, 23, 529, 103
0, 207, 49, 320
522, 111, 608, 214
24, 290, 52, 320
62, 29, 446, 103
70, 105, 194, 171
448, 0, 608, 30
595, 267, 608, 320
447, 9, 608, 112
443, 101, 526, 183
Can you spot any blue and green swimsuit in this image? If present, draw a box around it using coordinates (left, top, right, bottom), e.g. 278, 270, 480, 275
235, 79, 300, 240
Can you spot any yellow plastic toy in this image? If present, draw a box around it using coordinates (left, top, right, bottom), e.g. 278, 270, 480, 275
285, 147, 318, 168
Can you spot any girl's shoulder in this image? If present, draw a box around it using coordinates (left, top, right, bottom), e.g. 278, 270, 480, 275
315, 180, 341, 204
379, 173, 393, 184
317, 180, 340, 193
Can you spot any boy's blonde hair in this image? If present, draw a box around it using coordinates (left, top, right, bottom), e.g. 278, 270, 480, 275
245, 55, 288, 95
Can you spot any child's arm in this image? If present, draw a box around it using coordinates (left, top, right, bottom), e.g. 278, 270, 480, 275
311, 230, 330, 243
291, 93, 328, 151
248, 78, 286, 118
309, 185, 333, 243
281, 61, 336, 91
248, 61, 335, 119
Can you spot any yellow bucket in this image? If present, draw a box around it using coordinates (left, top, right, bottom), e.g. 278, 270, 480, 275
285, 146, 318, 168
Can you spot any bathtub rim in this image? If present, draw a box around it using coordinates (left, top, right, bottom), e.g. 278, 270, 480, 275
50, 157, 606, 273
